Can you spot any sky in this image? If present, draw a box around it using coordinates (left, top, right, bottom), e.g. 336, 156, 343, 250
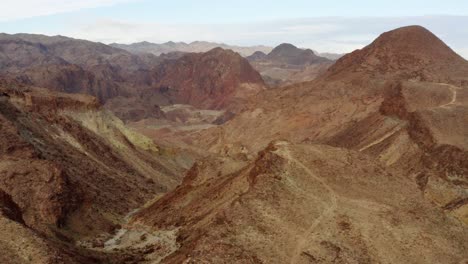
1, 0, 468, 57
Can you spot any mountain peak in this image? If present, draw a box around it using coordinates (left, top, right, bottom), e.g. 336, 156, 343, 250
154, 47, 265, 109
246, 51, 267, 61
267, 43, 329, 65
326, 25, 467, 80
273, 43, 298, 50
368, 25, 460, 59
268, 43, 304, 57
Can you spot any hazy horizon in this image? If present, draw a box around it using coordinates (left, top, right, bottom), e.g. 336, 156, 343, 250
1, 1, 468, 57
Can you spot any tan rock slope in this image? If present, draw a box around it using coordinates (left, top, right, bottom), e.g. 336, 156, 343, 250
134, 142, 468, 263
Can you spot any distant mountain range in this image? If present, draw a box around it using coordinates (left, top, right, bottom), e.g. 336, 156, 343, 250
111, 41, 343, 59
247, 43, 335, 86
111, 41, 272, 57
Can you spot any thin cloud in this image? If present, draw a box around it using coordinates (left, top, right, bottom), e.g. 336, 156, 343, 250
281, 24, 343, 35
0, 0, 137, 21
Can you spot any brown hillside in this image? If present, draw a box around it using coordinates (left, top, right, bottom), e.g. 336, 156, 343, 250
326, 25, 468, 83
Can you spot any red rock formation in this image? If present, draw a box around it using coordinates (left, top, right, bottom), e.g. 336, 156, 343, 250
152, 47, 265, 109
1, 35, 266, 122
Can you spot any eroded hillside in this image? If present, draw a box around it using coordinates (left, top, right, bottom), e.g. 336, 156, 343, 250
124, 26, 468, 263
0, 79, 195, 263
